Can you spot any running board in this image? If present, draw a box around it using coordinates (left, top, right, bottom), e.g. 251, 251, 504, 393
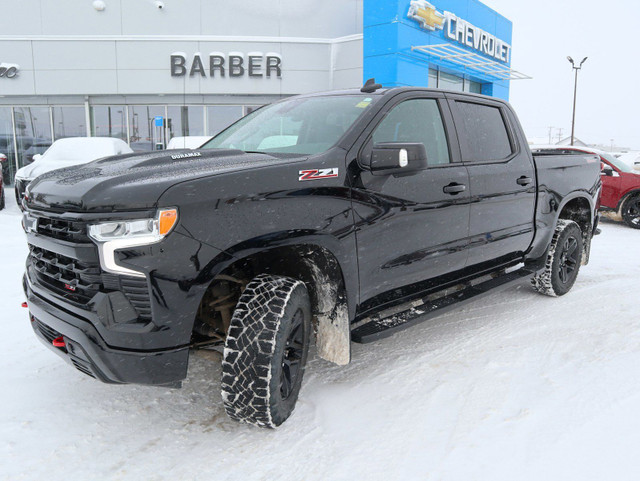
351, 266, 539, 344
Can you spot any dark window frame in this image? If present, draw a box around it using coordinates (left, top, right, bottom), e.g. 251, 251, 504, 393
357, 93, 460, 170
448, 97, 518, 164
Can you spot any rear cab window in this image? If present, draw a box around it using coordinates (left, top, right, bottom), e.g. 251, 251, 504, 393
454, 100, 514, 162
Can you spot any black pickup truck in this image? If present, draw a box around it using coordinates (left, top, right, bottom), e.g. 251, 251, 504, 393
22, 81, 601, 427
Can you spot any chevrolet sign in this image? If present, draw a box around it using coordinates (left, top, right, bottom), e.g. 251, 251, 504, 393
408, 2, 511, 64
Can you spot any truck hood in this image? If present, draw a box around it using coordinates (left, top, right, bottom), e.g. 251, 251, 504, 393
16, 157, 91, 181
26, 149, 296, 212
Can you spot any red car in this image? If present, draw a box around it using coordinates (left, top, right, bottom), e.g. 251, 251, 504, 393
532, 146, 640, 228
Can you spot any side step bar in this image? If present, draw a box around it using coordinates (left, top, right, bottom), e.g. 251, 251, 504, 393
351, 265, 541, 344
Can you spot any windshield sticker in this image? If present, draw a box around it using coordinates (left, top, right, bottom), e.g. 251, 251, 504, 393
355, 98, 372, 108
298, 168, 339, 181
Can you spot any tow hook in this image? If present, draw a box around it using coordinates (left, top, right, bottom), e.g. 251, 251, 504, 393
52, 336, 66, 348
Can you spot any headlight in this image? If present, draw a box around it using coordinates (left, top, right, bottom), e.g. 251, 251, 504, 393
88, 208, 178, 277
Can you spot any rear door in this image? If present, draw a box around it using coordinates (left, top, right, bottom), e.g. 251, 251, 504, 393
351, 92, 471, 306
448, 95, 536, 267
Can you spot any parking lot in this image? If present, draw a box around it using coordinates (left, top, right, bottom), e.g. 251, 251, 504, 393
2, 192, 639, 481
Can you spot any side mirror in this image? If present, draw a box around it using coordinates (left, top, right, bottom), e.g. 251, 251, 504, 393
368, 142, 428, 176
32, 154, 42, 162
600, 164, 615, 177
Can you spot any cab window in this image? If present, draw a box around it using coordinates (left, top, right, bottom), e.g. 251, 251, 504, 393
372, 99, 450, 166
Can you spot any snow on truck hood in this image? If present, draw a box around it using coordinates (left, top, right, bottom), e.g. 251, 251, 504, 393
26, 148, 297, 212
15, 137, 133, 181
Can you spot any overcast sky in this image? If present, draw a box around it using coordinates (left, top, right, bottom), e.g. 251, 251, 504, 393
481, 0, 639, 150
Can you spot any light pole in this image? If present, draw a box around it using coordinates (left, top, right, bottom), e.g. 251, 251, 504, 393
567, 56, 587, 146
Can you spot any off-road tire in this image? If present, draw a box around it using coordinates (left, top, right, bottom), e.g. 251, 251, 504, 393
221, 274, 311, 428
531, 219, 583, 297
621, 194, 640, 229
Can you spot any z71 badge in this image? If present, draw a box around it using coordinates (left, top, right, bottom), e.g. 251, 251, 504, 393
298, 168, 339, 181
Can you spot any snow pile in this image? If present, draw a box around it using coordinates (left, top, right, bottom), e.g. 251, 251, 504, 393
2, 192, 640, 480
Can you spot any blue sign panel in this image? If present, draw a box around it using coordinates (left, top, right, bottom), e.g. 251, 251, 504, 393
363, 0, 513, 100
154, 116, 164, 127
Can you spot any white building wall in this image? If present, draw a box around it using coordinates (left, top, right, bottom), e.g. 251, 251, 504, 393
0, 0, 364, 99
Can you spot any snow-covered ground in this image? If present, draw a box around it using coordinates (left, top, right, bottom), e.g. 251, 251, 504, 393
2, 192, 640, 481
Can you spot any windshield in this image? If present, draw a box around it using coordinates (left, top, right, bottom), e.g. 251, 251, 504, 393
201, 95, 378, 155
601, 152, 635, 173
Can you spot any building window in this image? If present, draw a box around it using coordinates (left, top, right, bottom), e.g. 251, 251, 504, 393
207, 106, 244, 136
166, 106, 205, 141
13, 107, 52, 173
465, 79, 482, 94
52, 106, 86, 139
91, 106, 128, 141
438, 72, 464, 92
428, 69, 438, 88
0, 107, 15, 185
429, 69, 484, 94
128, 105, 166, 151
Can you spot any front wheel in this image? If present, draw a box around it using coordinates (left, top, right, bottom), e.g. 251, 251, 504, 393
621, 194, 640, 229
531, 219, 583, 297
221, 274, 311, 428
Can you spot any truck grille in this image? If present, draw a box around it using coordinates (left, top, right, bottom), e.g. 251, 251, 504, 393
28, 213, 152, 321
35, 216, 91, 243
30, 245, 101, 304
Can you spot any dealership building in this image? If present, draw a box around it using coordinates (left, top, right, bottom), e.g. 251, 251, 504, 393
0, 0, 525, 182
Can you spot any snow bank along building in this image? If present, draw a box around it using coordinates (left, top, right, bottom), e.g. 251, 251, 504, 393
0, 0, 524, 183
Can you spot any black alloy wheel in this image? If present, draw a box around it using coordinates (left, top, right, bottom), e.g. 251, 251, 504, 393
531, 219, 583, 297
280, 309, 305, 400
622, 195, 640, 229
557, 235, 579, 285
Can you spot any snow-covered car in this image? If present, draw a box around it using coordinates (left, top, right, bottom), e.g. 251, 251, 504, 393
166, 136, 211, 150
617, 151, 640, 171
14, 137, 133, 205
23, 139, 52, 165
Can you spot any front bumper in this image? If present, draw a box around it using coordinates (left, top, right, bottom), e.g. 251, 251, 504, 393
25, 274, 188, 386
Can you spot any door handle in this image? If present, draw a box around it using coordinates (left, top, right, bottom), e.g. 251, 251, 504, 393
517, 176, 532, 186
443, 183, 466, 195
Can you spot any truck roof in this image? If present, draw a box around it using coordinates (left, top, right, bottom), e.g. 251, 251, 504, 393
294, 85, 510, 106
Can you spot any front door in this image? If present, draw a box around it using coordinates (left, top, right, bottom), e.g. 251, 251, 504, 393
351, 94, 471, 308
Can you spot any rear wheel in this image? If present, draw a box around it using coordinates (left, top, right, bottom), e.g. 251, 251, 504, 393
621, 194, 640, 229
221, 274, 311, 428
531, 219, 583, 297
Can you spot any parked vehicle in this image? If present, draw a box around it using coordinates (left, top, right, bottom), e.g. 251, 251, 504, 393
531, 145, 640, 229
23, 139, 52, 165
14, 137, 133, 206
617, 151, 640, 171
0, 166, 5, 210
22, 83, 601, 428
166, 136, 212, 149
0, 152, 8, 186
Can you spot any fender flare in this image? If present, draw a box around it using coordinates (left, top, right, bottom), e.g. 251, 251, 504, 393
194, 232, 355, 366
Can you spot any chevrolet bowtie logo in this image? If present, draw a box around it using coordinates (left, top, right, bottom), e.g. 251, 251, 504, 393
407, 0, 445, 31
